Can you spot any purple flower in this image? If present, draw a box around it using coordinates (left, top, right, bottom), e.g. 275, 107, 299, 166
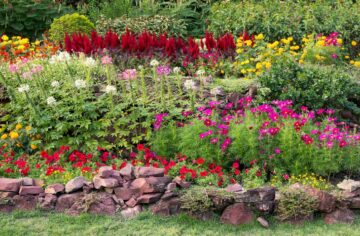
199, 130, 213, 139
121, 69, 137, 80
221, 137, 231, 152
156, 65, 171, 76
154, 113, 168, 130
274, 148, 281, 154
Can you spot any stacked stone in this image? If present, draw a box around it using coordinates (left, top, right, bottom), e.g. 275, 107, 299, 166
0, 165, 189, 219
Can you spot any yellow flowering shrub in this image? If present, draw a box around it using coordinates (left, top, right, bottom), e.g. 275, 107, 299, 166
288, 173, 333, 191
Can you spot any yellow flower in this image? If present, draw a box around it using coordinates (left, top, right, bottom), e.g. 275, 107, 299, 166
25, 126, 31, 132
236, 48, 243, 54
31, 144, 37, 150
350, 60, 355, 64
264, 62, 271, 69
351, 41, 357, 46
245, 40, 252, 47
9, 131, 19, 139
287, 37, 293, 42
337, 38, 343, 44
255, 33, 264, 40
1, 35, 9, 41
15, 124, 22, 130
1, 133, 8, 140
299, 59, 304, 64
35, 40, 40, 46
345, 55, 350, 59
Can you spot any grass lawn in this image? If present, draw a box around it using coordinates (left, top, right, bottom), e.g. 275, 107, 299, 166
1, 210, 360, 236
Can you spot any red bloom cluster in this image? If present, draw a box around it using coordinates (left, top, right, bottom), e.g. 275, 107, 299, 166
63, 30, 236, 64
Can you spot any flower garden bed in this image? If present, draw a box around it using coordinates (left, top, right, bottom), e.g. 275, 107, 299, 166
1, 1, 360, 232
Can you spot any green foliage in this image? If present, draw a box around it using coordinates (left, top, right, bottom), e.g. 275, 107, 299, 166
208, 0, 360, 45
49, 13, 95, 42
242, 165, 266, 189
96, 15, 187, 37
258, 59, 360, 118
0, 0, 70, 40
180, 186, 234, 214
276, 188, 318, 222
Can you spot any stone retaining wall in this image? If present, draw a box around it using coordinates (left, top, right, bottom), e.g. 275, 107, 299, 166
1, 165, 360, 227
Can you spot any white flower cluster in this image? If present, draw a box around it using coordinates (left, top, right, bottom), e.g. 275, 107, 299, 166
196, 69, 205, 76
83, 57, 97, 67
17, 84, 30, 93
150, 59, 159, 67
173, 67, 181, 73
51, 81, 60, 88
74, 79, 87, 89
46, 96, 57, 106
49, 52, 71, 64
184, 80, 197, 90
104, 85, 117, 94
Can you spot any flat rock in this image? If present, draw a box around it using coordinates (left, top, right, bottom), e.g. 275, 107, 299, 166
220, 203, 254, 225
55, 192, 84, 212
93, 176, 119, 189
87, 192, 117, 215
151, 197, 181, 216
19, 186, 44, 196
45, 183, 65, 195
38, 194, 57, 211
65, 177, 85, 193
98, 166, 115, 178
114, 187, 141, 201
135, 167, 165, 178
137, 193, 162, 204
0, 178, 22, 192
12, 195, 38, 211
337, 179, 360, 192
324, 208, 354, 224
119, 164, 134, 180
21, 177, 34, 186
226, 183, 243, 193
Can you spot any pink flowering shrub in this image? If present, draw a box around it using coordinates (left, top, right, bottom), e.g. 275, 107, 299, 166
151, 98, 360, 176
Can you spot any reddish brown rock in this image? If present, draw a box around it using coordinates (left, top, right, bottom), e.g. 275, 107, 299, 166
166, 182, 177, 192
45, 183, 65, 195
137, 193, 162, 204
121, 205, 142, 219
135, 167, 165, 178
21, 177, 34, 186
34, 179, 45, 187
119, 164, 134, 180
151, 197, 181, 216
324, 208, 354, 224
0, 178, 22, 192
65, 177, 85, 193
236, 186, 276, 203
255, 201, 275, 213
114, 187, 141, 201
93, 176, 119, 189
172, 177, 191, 189
161, 192, 178, 200
125, 198, 138, 208
226, 183, 243, 193
38, 194, 57, 211
98, 166, 115, 178
306, 188, 336, 213
144, 177, 172, 193
220, 203, 254, 225
257, 217, 269, 228
12, 195, 38, 211
350, 197, 360, 208
55, 192, 84, 212
19, 186, 44, 196
337, 179, 360, 192
87, 192, 117, 215
0, 202, 14, 213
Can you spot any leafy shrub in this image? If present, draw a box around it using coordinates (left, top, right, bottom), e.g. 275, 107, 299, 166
180, 186, 234, 215
208, 0, 360, 45
258, 59, 360, 121
49, 13, 95, 42
288, 173, 333, 191
96, 15, 187, 37
152, 98, 360, 177
276, 188, 318, 222
0, 0, 70, 40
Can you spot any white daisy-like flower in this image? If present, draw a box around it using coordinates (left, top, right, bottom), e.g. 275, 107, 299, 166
173, 67, 181, 73
83, 57, 97, 67
17, 84, 30, 93
51, 81, 60, 88
74, 79, 86, 89
196, 69, 206, 76
104, 85, 117, 94
150, 59, 159, 67
138, 65, 144, 70
46, 96, 56, 106
184, 80, 196, 90
49, 52, 71, 64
